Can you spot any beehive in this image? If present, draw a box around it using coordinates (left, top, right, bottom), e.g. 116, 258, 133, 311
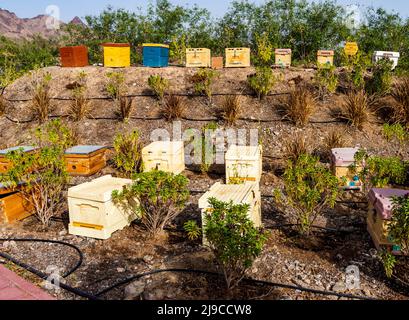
65, 145, 107, 177
68, 175, 137, 239
0, 146, 37, 174
373, 51, 400, 70
225, 145, 262, 184
275, 49, 292, 67
186, 48, 211, 68
102, 43, 131, 68
211, 57, 223, 69
59, 46, 89, 67
143, 43, 169, 67
367, 188, 409, 254
317, 50, 334, 68
0, 183, 34, 224
225, 48, 251, 68
330, 148, 362, 190
198, 182, 262, 245
142, 141, 185, 175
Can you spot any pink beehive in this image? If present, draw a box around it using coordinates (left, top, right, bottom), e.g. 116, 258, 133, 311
368, 188, 409, 219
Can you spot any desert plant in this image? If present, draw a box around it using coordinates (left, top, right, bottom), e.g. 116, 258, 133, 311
67, 72, 90, 121
183, 220, 201, 240
314, 65, 338, 98
273, 154, 339, 235
378, 250, 397, 278
162, 94, 186, 121
220, 95, 242, 126
191, 68, 219, 102
283, 133, 311, 163
340, 90, 374, 130
255, 32, 274, 66
106, 71, 126, 100
0, 119, 73, 226
112, 170, 190, 238
29, 71, 52, 124
112, 131, 143, 177
203, 198, 268, 290
366, 58, 393, 96
389, 77, 409, 127
322, 129, 348, 160
247, 66, 277, 100
200, 122, 218, 174
282, 86, 316, 126
148, 75, 170, 101
116, 96, 134, 122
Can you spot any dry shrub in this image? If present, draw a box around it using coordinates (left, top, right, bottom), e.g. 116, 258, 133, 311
68, 87, 90, 121
284, 133, 311, 163
162, 94, 186, 121
390, 77, 409, 127
116, 96, 134, 122
30, 72, 52, 124
341, 90, 374, 130
322, 129, 348, 161
220, 95, 242, 126
283, 86, 316, 127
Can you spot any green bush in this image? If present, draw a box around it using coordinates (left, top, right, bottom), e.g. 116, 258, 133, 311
200, 122, 218, 174
389, 195, 409, 254
314, 65, 338, 98
106, 71, 126, 100
247, 67, 277, 100
366, 58, 393, 95
191, 68, 219, 102
254, 32, 274, 66
112, 170, 190, 238
112, 131, 143, 177
148, 75, 170, 100
203, 198, 268, 290
183, 220, 202, 240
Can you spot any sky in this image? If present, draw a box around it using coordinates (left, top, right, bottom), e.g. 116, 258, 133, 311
0, 0, 408, 22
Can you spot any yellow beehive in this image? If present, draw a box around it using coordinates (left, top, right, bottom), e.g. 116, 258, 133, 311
68, 175, 138, 239
225, 145, 262, 184
317, 50, 334, 68
102, 43, 131, 68
225, 48, 251, 68
198, 182, 262, 245
142, 141, 185, 175
186, 48, 211, 67
275, 49, 292, 67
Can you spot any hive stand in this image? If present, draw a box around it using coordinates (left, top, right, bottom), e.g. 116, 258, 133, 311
186, 48, 211, 68
0, 183, 34, 224
59, 46, 89, 67
225, 145, 262, 184
68, 175, 137, 240
330, 148, 362, 190
225, 48, 251, 68
142, 44, 169, 68
275, 49, 292, 67
142, 141, 185, 175
317, 50, 335, 68
0, 146, 37, 174
101, 43, 131, 68
65, 145, 107, 177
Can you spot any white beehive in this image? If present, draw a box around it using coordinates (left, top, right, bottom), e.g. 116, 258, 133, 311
198, 182, 262, 245
225, 145, 262, 184
142, 141, 185, 175
68, 175, 138, 240
373, 51, 400, 70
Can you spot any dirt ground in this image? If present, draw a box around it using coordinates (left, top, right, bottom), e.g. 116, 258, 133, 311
0, 66, 408, 300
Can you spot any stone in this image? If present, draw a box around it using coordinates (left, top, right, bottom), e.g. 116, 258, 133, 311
124, 280, 145, 300
332, 282, 347, 293
116, 267, 126, 273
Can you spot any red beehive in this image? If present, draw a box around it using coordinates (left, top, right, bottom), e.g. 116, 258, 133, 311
60, 46, 89, 67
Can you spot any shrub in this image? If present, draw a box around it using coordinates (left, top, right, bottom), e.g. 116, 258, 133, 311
67, 72, 90, 122
220, 95, 242, 126
389, 77, 409, 127
170, 34, 187, 65
0, 96, 5, 116
389, 195, 409, 254
29, 71, 52, 124
322, 129, 347, 161
0, 119, 73, 226
273, 154, 339, 235
191, 68, 219, 102
382, 123, 408, 155
162, 94, 186, 121
314, 65, 338, 98
340, 90, 373, 130
112, 170, 190, 238
116, 96, 134, 122
379, 250, 396, 278
200, 122, 218, 174
283, 133, 311, 164
112, 131, 143, 177
105, 71, 126, 100
203, 198, 268, 290
283, 86, 316, 126
148, 75, 170, 101
341, 52, 370, 90
254, 32, 274, 66
183, 220, 201, 240
366, 58, 393, 95
247, 67, 277, 100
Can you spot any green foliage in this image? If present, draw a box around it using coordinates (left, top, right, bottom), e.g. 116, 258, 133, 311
366, 59, 393, 95
378, 250, 396, 278
247, 67, 277, 100
203, 197, 268, 290
148, 75, 170, 100
200, 122, 218, 174
112, 170, 190, 237
170, 33, 187, 65
341, 52, 370, 90
183, 220, 201, 240
388, 195, 409, 255
105, 71, 126, 100
273, 154, 339, 235
254, 32, 274, 66
382, 124, 408, 155
191, 68, 219, 102
314, 65, 338, 98
112, 131, 143, 177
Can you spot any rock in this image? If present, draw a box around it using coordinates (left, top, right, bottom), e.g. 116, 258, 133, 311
124, 280, 145, 300
116, 267, 126, 273
59, 230, 68, 236
332, 282, 347, 293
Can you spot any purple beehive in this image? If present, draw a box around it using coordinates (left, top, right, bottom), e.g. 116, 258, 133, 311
331, 148, 359, 167
368, 188, 409, 219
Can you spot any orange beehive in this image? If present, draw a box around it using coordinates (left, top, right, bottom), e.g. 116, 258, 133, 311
0, 183, 34, 224
0, 146, 37, 174
211, 57, 223, 69
60, 46, 89, 67
65, 145, 107, 177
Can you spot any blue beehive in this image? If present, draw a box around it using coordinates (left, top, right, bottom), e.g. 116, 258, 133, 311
143, 43, 169, 67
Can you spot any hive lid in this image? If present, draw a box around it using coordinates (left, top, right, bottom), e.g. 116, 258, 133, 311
198, 182, 257, 208
0, 146, 37, 155
317, 50, 334, 56
101, 43, 130, 47
143, 43, 169, 48
368, 188, 409, 219
142, 141, 184, 155
186, 48, 210, 52
331, 148, 359, 166
65, 145, 106, 155
225, 145, 261, 161
275, 49, 292, 54
374, 51, 400, 58
68, 175, 132, 202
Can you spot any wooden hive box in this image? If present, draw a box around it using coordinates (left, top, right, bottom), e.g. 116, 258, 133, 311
199, 182, 262, 245
142, 141, 185, 175
68, 175, 137, 239
330, 148, 362, 190
186, 48, 211, 67
367, 188, 409, 255
65, 145, 107, 177
225, 48, 251, 68
317, 50, 334, 68
211, 57, 223, 69
373, 51, 400, 70
60, 46, 89, 67
102, 43, 131, 68
142, 43, 169, 68
0, 146, 37, 174
225, 145, 262, 184
275, 49, 292, 67
0, 183, 34, 224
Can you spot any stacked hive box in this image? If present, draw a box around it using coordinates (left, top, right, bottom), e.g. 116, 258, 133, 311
65, 145, 107, 177
59, 46, 89, 67
142, 141, 185, 175
0, 183, 34, 224
373, 51, 400, 70
186, 48, 211, 67
367, 188, 409, 254
143, 44, 169, 67
275, 49, 292, 67
198, 182, 262, 245
225, 145, 262, 184
68, 175, 137, 239
330, 148, 362, 190
317, 50, 334, 68
102, 43, 131, 68
0, 146, 37, 174
225, 48, 251, 68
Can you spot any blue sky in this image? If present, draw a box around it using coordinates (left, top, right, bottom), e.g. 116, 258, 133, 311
0, 0, 408, 22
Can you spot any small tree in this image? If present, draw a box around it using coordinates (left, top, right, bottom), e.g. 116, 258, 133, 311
365, 58, 393, 96
112, 170, 190, 238
148, 75, 170, 101
254, 32, 274, 66
112, 131, 143, 178
203, 198, 268, 290
273, 154, 339, 235
247, 67, 277, 100
191, 68, 219, 103
314, 65, 338, 99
